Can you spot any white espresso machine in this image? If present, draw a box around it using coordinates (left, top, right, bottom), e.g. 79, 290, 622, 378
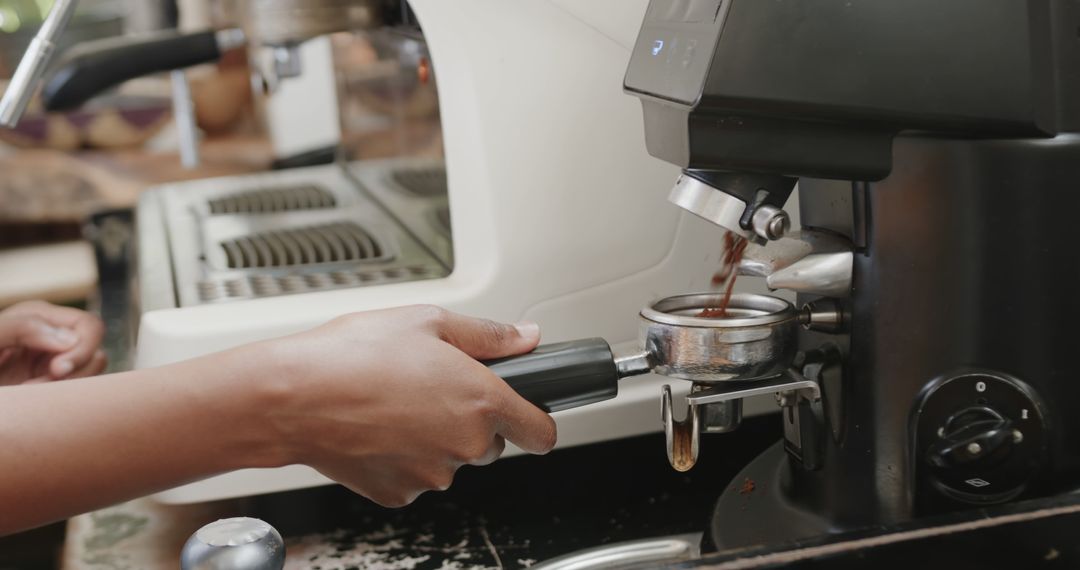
127, 0, 785, 503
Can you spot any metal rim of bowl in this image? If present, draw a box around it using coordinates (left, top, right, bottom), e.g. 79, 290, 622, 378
641, 293, 795, 328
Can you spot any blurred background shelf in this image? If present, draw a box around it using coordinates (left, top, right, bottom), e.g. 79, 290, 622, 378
0, 135, 273, 308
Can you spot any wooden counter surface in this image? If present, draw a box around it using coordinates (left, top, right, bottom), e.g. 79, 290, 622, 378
0, 136, 273, 306
0, 135, 273, 225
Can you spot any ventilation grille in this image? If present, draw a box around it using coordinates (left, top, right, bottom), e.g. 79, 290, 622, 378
221, 222, 384, 269
391, 167, 447, 197
208, 184, 336, 215
197, 265, 443, 302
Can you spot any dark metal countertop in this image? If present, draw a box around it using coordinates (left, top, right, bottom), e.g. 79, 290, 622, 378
22, 421, 782, 570
239, 420, 781, 569
686, 491, 1080, 569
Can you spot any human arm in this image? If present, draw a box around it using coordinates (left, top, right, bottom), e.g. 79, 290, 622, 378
0, 305, 556, 536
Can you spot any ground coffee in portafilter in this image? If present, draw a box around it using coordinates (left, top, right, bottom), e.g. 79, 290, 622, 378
698, 231, 748, 318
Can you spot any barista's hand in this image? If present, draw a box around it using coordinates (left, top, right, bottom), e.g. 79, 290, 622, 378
0, 301, 106, 385
257, 305, 557, 507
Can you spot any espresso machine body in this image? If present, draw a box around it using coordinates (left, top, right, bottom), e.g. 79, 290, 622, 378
131, 0, 741, 504
625, 0, 1080, 549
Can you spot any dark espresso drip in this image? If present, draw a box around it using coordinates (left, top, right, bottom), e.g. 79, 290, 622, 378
699, 231, 748, 318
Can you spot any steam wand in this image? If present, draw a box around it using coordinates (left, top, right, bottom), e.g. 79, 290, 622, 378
0, 0, 79, 127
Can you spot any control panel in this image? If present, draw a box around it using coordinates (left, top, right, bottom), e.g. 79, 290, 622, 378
624, 0, 729, 105
912, 372, 1047, 505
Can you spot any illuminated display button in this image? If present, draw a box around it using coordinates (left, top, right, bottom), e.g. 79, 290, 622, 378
682, 38, 698, 67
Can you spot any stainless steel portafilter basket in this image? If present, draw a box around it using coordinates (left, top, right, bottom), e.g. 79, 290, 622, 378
639, 293, 799, 383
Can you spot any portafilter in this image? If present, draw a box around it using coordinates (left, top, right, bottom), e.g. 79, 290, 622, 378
487, 292, 819, 471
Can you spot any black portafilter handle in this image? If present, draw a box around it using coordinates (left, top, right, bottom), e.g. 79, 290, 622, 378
483, 338, 631, 413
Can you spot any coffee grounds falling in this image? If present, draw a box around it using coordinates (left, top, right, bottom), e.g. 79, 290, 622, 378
698, 231, 749, 318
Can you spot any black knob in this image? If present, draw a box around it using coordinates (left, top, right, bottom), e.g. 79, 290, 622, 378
914, 372, 1046, 505
926, 406, 1016, 470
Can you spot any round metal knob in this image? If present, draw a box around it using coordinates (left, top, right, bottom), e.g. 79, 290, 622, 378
181, 517, 285, 570
751, 205, 790, 241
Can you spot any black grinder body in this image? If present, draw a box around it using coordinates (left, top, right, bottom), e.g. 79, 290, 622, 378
625, 0, 1080, 548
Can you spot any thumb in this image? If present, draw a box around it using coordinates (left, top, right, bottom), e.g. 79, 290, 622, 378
427, 309, 541, 360
0, 316, 78, 353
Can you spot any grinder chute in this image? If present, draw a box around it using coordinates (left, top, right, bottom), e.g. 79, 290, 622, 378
670, 171, 795, 244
